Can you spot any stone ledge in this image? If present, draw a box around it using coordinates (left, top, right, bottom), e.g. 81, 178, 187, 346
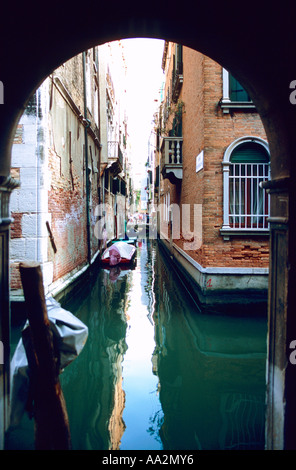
158, 238, 268, 307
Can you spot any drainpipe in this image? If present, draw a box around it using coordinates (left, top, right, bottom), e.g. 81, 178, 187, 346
82, 51, 91, 264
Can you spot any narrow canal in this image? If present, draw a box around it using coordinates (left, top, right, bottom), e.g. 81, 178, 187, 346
8, 240, 267, 450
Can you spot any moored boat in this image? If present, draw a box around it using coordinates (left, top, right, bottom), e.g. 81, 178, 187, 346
101, 241, 136, 267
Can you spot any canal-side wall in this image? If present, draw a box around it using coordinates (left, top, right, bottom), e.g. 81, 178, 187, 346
9, 52, 102, 305
9, 43, 130, 321
158, 236, 268, 306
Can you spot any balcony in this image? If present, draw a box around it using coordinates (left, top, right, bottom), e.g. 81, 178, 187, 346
160, 136, 183, 184
108, 141, 123, 176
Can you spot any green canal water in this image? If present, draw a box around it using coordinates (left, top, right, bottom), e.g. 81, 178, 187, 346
7, 240, 267, 450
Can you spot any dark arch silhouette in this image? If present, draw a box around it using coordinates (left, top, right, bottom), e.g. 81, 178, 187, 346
1, 0, 296, 450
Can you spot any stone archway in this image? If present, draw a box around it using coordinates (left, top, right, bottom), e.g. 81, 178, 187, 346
1, 0, 296, 449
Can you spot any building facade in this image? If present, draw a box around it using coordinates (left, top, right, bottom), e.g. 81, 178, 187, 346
10, 42, 130, 302
154, 42, 270, 304
98, 42, 132, 243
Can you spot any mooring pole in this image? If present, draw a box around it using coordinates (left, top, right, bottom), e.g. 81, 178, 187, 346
19, 261, 71, 450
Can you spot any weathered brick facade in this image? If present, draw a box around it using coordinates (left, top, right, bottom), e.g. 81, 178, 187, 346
200, 55, 269, 268
156, 43, 269, 296
10, 43, 129, 297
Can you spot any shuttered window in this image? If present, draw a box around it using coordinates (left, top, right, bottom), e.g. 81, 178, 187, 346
229, 74, 251, 102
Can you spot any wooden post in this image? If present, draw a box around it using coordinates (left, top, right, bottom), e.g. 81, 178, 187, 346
19, 261, 71, 450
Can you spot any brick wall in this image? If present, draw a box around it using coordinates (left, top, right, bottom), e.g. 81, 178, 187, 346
201, 56, 269, 268
47, 143, 86, 282
10, 50, 102, 294
48, 85, 101, 283
160, 45, 269, 269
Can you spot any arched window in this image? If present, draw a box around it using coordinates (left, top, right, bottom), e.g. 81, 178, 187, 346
221, 137, 270, 238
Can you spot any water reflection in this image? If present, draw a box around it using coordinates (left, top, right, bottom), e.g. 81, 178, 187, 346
153, 246, 267, 450
58, 264, 131, 450
8, 240, 267, 450
120, 241, 163, 450
60, 240, 266, 450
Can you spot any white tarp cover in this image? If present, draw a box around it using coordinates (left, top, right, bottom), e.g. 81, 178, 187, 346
9, 296, 88, 427
102, 241, 136, 265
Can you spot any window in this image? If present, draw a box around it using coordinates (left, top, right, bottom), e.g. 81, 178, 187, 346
104, 168, 109, 191
168, 103, 183, 137
112, 177, 119, 195
221, 137, 270, 238
172, 44, 183, 103
221, 69, 256, 113
94, 83, 99, 127
229, 74, 250, 102
85, 52, 92, 112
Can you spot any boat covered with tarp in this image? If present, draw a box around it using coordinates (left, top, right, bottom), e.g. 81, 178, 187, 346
101, 241, 136, 267
9, 296, 88, 427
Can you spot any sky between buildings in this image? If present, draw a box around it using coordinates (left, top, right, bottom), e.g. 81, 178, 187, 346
121, 38, 165, 189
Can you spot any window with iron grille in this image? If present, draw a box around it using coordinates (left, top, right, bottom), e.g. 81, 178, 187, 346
229, 149, 269, 229
221, 138, 270, 236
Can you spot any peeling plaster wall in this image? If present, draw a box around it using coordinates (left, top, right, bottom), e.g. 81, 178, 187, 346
10, 81, 53, 294
10, 51, 102, 297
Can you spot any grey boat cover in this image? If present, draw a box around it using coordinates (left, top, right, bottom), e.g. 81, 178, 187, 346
9, 296, 88, 427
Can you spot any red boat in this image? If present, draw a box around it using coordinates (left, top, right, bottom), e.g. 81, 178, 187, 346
101, 241, 136, 267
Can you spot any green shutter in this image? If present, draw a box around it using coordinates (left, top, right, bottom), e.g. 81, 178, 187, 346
231, 143, 269, 163
177, 44, 183, 74
229, 74, 250, 101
